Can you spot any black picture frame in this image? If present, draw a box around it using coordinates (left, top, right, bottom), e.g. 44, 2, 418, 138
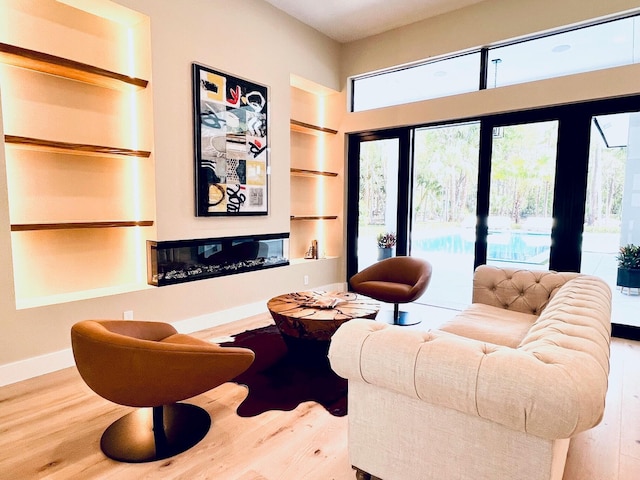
192, 63, 269, 216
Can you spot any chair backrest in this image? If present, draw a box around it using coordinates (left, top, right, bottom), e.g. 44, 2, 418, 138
71, 320, 254, 407
350, 256, 432, 303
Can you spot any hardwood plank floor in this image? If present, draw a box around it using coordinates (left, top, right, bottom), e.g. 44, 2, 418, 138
0, 311, 638, 479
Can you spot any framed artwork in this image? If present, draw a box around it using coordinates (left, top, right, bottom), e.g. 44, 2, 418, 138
192, 63, 269, 216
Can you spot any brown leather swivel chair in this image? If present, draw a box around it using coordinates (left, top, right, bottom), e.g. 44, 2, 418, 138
71, 320, 254, 463
349, 256, 432, 326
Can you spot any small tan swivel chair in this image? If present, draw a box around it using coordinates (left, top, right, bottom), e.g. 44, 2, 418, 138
349, 256, 432, 326
71, 320, 254, 463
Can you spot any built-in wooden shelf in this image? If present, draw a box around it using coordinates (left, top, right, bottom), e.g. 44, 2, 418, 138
290, 215, 338, 221
0, 42, 148, 91
4, 135, 152, 158
290, 119, 338, 135
11, 220, 154, 232
290, 167, 338, 177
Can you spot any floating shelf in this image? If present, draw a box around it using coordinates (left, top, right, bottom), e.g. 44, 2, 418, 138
290, 167, 338, 177
0, 42, 148, 91
290, 119, 338, 135
290, 215, 338, 221
4, 135, 152, 158
11, 221, 154, 232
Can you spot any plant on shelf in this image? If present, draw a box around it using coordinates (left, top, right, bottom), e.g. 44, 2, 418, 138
616, 244, 640, 292
377, 232, 396, 260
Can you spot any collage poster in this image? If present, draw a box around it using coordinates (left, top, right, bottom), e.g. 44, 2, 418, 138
192, 63, 269, 216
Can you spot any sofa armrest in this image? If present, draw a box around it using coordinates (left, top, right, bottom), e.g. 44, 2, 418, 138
328, 317, 608, 440
329, 319, 488, 414
472, 265, 579, 315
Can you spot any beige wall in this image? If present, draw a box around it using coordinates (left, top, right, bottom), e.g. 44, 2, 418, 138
2, 0, 640, 380
0, 0, 342, 376
341, 0, 640, 133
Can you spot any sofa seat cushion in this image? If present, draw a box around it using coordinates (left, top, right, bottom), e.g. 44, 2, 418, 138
438, 303, 538, 347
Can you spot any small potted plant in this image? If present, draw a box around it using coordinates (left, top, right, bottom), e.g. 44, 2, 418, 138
616, 244, 640, 292
377, 232, 397, 260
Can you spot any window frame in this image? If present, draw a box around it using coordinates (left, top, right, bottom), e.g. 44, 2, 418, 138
349, 10, 640, 112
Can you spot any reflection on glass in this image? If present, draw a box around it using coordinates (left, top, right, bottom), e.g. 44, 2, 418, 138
488, 16, 640, 88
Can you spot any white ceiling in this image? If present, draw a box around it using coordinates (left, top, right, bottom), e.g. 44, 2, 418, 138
263, 0, 488, 43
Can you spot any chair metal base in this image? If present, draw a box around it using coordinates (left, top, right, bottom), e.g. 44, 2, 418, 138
100, 403, 211, 463
377, 304, 422, 326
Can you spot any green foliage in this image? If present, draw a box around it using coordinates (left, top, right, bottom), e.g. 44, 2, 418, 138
359, 140, 394, 225
617, 244, 640, 269
413, 123, 479, 223
377, 232, 396, 248
357, 119, 625, 233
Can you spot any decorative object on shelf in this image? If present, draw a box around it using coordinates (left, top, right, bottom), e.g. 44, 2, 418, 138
304, 239, 319, 259
192, 63, 269, 216
377, 232, 396, 260
147, 233, 289, 286
616, 243, 640, 294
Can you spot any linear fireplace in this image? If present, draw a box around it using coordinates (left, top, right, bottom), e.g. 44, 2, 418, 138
147, 232, 289, 286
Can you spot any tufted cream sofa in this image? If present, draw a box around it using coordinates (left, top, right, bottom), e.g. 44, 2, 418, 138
328, 265, 612, 480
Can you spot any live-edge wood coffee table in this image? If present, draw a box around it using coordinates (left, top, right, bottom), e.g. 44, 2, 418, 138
267, 290, 379, 342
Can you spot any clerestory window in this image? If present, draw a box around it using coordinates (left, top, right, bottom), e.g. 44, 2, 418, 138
351, 12, 640, 112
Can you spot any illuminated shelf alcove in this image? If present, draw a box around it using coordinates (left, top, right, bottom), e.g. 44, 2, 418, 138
12, 226, 154, 309
0, 0, 155, 308
289, 80, 343, 262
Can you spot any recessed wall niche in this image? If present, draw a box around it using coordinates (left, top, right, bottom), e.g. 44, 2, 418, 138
0, 0, 155, 308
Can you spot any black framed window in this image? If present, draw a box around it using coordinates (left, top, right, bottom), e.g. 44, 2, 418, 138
346, 94, 640, 338
350, 12, 640, 112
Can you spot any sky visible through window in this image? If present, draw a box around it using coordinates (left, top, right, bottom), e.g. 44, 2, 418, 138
352, 14, 640, 112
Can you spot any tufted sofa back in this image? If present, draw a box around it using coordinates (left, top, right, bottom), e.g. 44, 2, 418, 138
472, 265, 579, 316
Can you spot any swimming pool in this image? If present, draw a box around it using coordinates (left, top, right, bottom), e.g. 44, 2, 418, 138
414, 230, 550, 264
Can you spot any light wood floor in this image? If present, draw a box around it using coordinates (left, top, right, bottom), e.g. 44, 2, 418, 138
0, 312, 639, 480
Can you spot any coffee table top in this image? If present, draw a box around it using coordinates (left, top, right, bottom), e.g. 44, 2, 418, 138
267, 291, 379, 340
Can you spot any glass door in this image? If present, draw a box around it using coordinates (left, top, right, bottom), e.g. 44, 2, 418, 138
581, 111, 640, 329
487, 121, 559, 269
356, 138, 400, 271
410, 122, 480, 309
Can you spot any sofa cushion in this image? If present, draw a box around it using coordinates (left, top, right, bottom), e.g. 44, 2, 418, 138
517, 275, 612, 387
472, 266, 579, 315
438, 303, 537, 347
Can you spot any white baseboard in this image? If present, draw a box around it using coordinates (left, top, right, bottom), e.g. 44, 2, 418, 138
0, 349, 76, 388
171, 300, 268, 334
0, 283, 347, 387
0, 301, 267, 388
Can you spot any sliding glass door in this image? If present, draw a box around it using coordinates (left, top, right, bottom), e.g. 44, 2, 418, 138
346, 129, 410, 278
346, 95, 640, 337
581, 111, 640, 329
410, 122, 480, 309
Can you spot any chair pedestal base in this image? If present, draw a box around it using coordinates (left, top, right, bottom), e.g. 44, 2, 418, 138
377, 307, 422, 326
101, 403, 211, 463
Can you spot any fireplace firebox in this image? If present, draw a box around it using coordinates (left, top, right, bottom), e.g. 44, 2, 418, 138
147, 233, 289, 286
